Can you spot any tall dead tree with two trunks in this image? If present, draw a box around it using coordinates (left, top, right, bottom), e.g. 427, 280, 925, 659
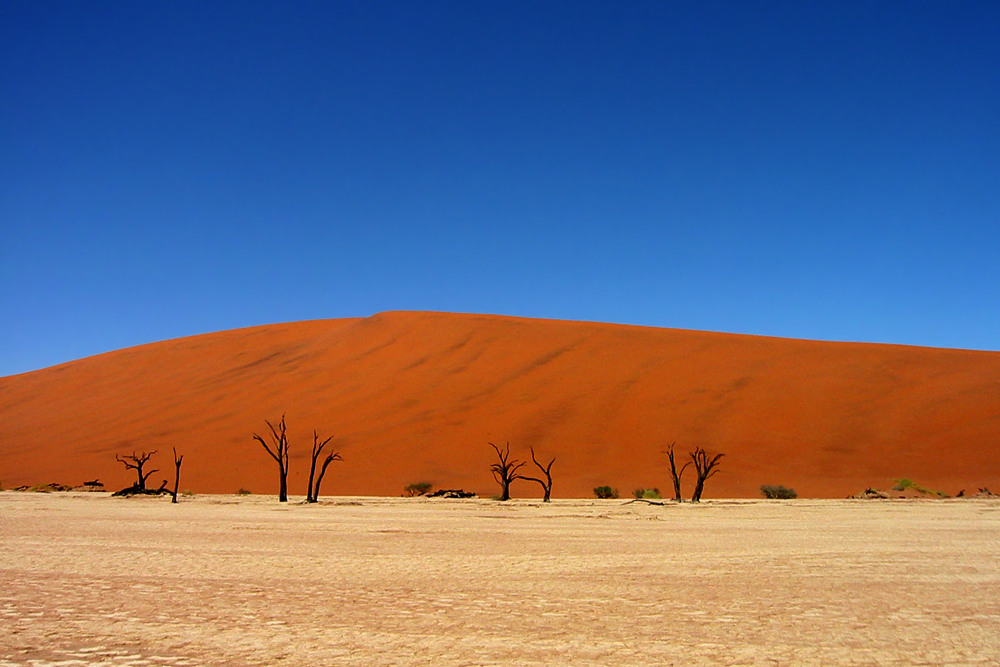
522, 446, 556, 502
690, 447, 724, 502
489, 442, 525, 501
253, 415, 290, 502
306, 430, 342, 503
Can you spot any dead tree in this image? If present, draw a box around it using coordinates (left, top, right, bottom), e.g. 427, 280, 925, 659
115, 451, 158, 492
664, 442, 691, 502
171, 447, 184, 503
489, 442, 525, 501
306, 430, 332, 503
522, 446, 555, 502
312, 450, 342, 501
307, 430, 342, 502
689, 447, 724, 502
253, 414, 290, 502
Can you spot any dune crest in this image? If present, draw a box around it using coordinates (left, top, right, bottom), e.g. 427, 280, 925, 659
1, 311, 997, 498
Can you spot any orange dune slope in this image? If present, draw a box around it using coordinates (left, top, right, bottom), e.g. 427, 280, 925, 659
2, 311, 998, 498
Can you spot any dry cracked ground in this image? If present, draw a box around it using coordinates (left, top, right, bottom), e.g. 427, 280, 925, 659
1, 492, 998, 666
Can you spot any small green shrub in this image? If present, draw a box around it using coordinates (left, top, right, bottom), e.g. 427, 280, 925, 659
237, 488, 252, 496
594, 485, 619, 499
892, 478, 947, 497
404, 482, 433, 497
633, 487, 662, 499
760, 484, 797, 499
182, 489, 195, 497
29, 484, 54, 493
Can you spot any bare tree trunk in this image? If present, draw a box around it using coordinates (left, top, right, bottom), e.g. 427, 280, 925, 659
690, 447, 724, 502
253, 414, 290, 502
307, 431, 336, 503
171, 447, 184, 503
665, 442, 690, 502
312, 450, 342, 501
115, 451, 158, 492
489, 442, 525, 501
691, 475, 705, 502
306, 449, 317, 503
522, 447, 555, 502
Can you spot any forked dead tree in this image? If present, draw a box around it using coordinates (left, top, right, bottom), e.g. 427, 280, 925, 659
664, 442, 691, 502
690, 447, 724, 502
115, 451, 158, 492
522, 446, 555, 502
489, 442, 525, 501
307, 430, 342, 502
253, 415, 290, 502
171, 447, 184, 504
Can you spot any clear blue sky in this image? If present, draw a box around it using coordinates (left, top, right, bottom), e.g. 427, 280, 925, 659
2, 0, 998, 376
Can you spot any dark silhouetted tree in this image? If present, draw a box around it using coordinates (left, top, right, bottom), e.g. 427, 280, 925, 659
253, 415, 290, 502
489, 442, 524, 501
664, 442, 691, 502
306, 430, 332, 503
307, 430, 342, 502
171, 447, 184, 504
522, 446, 555, 502
115, 451, 158, 492
690, 447, 724, 502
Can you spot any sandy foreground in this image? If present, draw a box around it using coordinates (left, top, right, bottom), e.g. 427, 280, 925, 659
1, 493, 998, 666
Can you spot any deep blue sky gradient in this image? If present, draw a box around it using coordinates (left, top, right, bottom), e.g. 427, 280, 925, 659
2, 1, 999, 375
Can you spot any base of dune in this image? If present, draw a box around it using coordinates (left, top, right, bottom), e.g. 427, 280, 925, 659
2, 493, 999, 666
4, 312, 999, 500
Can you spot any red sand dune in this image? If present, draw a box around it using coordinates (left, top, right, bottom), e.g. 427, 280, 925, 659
1, 311, 998, 498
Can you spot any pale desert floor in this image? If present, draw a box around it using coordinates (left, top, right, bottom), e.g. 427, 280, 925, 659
1, 493, 998, 666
